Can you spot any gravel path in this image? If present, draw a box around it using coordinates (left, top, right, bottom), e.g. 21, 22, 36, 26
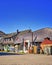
0, 54, 52, 65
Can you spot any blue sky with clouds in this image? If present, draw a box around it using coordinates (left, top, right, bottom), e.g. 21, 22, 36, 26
0, 0, 52, 33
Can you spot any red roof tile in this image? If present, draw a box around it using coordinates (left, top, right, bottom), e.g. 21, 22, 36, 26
41, 39, 52, 45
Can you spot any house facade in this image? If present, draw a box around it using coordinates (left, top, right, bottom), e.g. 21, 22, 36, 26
3, 32, 17, 52
40, 37, 52, 54
0, 28, 52, 54
14, 30, 33, 53
0, 31, 5, 51
0, 30, 34, 53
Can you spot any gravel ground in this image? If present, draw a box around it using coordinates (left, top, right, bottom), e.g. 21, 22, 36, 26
0, 54, 52, 65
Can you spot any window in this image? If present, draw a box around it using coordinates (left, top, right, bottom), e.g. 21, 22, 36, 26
9, 38, 11, 41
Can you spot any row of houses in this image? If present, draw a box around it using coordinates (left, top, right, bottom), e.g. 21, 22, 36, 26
0, 28, 52, 54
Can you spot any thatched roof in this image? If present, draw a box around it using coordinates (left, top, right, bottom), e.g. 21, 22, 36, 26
3, 30, 31, 38
0, 31, 5, 36
33, 28, 52, 42
3, 32, 17, 38
15, 28, 52, 43
0, 31, 5, 43
1, 28, 52, 44
15, 30, 32, 43
17, 29, 31, 36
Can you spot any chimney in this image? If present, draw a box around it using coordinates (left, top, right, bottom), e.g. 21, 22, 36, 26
17, 29, 19, 34
44, 37, 50, 40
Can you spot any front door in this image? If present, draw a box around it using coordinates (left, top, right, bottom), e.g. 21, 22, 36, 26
23, 40, 30, 53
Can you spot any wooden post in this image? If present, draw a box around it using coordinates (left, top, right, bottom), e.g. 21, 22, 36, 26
32, 32, 33, 44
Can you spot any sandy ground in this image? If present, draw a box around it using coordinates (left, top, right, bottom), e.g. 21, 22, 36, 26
0, 54, 52, 65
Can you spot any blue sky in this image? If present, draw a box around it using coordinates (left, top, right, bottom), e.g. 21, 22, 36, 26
0, 0, 52, 33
